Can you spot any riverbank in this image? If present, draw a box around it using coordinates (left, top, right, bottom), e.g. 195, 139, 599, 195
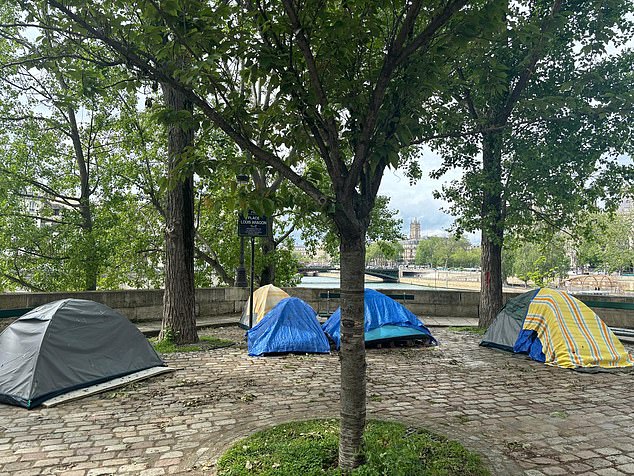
302, 271, 634, 295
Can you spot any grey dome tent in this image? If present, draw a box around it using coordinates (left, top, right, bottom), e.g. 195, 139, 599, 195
0, 299, 165, 409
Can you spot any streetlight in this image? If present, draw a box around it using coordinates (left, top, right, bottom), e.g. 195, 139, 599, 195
235, 174, 250, 287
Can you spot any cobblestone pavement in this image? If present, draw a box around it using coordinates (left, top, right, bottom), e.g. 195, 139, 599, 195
1, 327, 633, 476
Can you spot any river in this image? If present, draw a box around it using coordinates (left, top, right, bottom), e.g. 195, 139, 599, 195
298, 275, 435, 290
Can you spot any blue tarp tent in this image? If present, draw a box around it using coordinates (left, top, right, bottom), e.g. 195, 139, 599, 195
247, 297, 330, 357
322, 289, 437, 349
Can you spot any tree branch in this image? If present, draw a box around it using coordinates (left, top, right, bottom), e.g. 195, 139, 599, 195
46, 0, 331, 210
194, 232, 234, 285
456, 67, 480, 121
280, 0, 345, 180
527, 206, 575, 238
274, 223, 296, 247
2, 272, 46, 292
395, 0, 468, 67
0, 212, 77, 226
500, 0, 563, 120
348, 0, 467, 189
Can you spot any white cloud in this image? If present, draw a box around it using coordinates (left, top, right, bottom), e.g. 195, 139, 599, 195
379, 147, 481, 244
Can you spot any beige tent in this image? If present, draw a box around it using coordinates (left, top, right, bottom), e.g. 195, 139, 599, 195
239, 284, 290, 329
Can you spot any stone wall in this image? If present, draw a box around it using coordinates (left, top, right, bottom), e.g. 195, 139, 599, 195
1, 287, 633, 330
283, 287, 481, 319
0, 288, 249, 332
284, 287, 634, 329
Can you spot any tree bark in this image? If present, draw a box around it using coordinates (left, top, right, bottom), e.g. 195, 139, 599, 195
159, 82, 198, 344
259, 220, 276, 285
479, 131, 504, 328
337, 229, 367, 470
66, 105, 98, 291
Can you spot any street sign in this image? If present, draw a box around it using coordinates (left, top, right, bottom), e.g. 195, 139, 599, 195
238, 211, 270, 237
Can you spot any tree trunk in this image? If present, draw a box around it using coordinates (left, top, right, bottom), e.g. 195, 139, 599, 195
338, 231, 367, 470
259, 221, 276, 285
479, 131, 504, 328
65, 104, 98, 291
480, 231, 503, 327
159, 82, 198, 344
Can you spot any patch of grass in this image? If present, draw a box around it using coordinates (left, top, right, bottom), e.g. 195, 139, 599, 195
150, 335, 233, 354
549, 411, 568, 419
455, 415, 471, 424
217, 419, 489, 476
199, 335, 234, 348
151, 338, 201, 353
447, 326, 487, 336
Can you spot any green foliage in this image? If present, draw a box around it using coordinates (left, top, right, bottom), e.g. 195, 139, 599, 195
429, 2, 634, 244
151, 334, 233, 353
0, 6, 169, 292
415, 236, 479, 269
366, 241, 403, 265
300, 195, 404, 263
217, 419, 489, 476
505, 237, 569, 286
447, 327, 487, 336
575, 211, 634, 273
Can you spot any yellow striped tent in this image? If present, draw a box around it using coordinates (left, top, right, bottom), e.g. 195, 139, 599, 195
481, 288, 633, 371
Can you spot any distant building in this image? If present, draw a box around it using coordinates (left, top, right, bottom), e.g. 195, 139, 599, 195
294, 245, 331, 266
619, 198, 634, 251
23, 194, 67, 227
399, 218, 422, 265
410, 218, 421, 240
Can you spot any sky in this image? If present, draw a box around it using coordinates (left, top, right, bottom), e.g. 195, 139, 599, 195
378, 147, 480, 244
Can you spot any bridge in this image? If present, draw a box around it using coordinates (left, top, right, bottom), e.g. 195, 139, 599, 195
298, 266, 400, 283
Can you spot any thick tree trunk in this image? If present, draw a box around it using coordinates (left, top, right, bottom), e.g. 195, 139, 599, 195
159, 83, 198, 344
479, 131, 504, 328
338, 231, 367, 470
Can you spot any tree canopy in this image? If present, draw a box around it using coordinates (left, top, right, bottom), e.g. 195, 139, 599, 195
15, 0, 501, 467
424, 0, 634, 325
415, 235, 479, 268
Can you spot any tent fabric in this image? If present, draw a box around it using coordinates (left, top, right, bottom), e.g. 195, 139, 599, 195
0, 299, 164, 409
480, 289, 539, 352
521, 288, 633, 369
322, 288, 437, 349
247, 297, 330, 356
513, 329, 546, 363
239, 284, 290, 329
481, 288, 633, 370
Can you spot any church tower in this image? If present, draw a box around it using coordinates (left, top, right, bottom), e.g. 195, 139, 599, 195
409, 218, 421, 240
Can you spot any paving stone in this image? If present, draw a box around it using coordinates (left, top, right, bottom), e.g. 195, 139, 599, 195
139, 469, 165, 476
87, 468, 118, 476
542, 467, 568, 475
117, 463, 148, 472
610, 456, 634, 465
0, 328, 631, 476
618, 464, 634, 475
566, 462, 594, 473
588, 458, 617, 469
595, 469, 625, 476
